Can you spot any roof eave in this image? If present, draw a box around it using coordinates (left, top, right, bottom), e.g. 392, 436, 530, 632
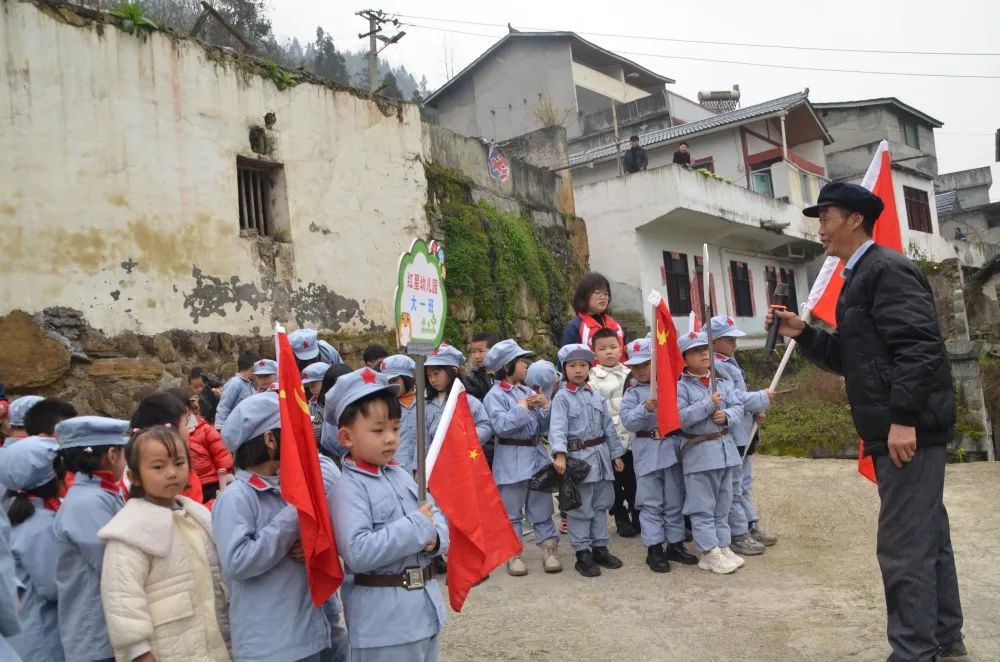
813, 98, 944, 128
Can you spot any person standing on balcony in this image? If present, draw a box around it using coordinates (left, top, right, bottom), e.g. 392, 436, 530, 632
672, 142, 692, 166
623, 135, 648, 174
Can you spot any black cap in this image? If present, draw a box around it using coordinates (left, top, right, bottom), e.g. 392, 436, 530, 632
803, 182, 885, 223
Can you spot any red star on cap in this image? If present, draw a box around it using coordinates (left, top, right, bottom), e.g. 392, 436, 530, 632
257, 360, 265, 367
633, 341, 640, 352
303, 341, 310, 348
361, 368, 377, 385
727, 317, 735, 326
380, 359, 388, 371
688, 332, 698, 339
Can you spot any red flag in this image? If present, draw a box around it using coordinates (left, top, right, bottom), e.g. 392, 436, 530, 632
275, 327, 344, 606
653, 297, 684, 435
803, 141, 902, 483
426, 382, 522, 612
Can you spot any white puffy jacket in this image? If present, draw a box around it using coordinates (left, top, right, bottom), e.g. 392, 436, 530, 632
99, 496, 230, 662
590, 363, 633, 449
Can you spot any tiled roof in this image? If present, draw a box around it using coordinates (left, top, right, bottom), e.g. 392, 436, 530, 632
813, 98, 943, 128
936, 190, 959, 216
569, 90, 820, 166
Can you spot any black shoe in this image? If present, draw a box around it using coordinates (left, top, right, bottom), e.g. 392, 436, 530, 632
591, 546, 624, 569
574, 550, 601, 577
939, 639, 969, 660
666, 542, 699, 565
615, 515, 638, 538
629, 509, 641, 534
645, 544, 671, 573
433, 556, 448, 574
684, 529, 693, 543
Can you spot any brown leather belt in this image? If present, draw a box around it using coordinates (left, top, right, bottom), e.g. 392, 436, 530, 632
634, 430, 660, 439
497, 437, 539, 447
567, 438, 604, 452
680, 429, 728, 454
353, 565, 436, 590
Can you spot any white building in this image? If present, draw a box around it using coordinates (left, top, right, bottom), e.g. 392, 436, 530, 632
814, 98, 955, 263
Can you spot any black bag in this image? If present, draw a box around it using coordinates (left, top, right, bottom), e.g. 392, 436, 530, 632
528, 457, 591, 511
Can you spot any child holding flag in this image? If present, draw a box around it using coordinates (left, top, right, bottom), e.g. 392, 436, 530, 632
549, 343, 626, 577
213, 392, 336, 662
709, 315, 777, 552
676, 332, 745, 575
619, 338, 698, 573
425, 345, 492, 449
328, 368, 449, 661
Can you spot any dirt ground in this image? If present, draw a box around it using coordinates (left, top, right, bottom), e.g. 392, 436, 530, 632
437, 456, 1000, 661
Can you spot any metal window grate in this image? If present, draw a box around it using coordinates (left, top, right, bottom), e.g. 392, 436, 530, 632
730, 260, 753, 317
237, 163, 273, 237
903, 186, 932, 233
662, 251, 692, 316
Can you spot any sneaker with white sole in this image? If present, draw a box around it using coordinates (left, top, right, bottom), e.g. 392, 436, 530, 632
542, 538, 563, 573
507, 554, 528, 576
721, 546, 745, 569
730, 533, 766, 556
697, 547, 737, 574
749, 522, 777, 546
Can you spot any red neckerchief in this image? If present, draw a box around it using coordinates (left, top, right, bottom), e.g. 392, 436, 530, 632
92, 470, 128, 499
577, 312, 628, 362
398, 391, 416, 407
18, 492, 61, 512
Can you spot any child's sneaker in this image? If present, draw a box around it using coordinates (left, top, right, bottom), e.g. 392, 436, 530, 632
721, 546, 746, 569
507, 554, 528, 576
730, 533, 766, 556
749, 521, 778, 546
697, 547, 737, 574
541, 538, 563, 573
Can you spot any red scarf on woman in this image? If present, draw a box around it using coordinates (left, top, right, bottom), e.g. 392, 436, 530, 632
577, 313, 627, 361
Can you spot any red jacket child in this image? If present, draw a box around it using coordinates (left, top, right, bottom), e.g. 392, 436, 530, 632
189, 416, 234, 496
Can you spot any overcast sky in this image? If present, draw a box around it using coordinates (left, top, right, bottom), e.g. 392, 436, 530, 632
269, 0, 999, 197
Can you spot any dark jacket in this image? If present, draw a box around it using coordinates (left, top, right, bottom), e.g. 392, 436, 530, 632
623, 146, 648, 173
463, 368, 495, 402
796, 244, 955, 456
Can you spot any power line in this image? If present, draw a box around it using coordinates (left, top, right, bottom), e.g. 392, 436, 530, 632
395, 13, 1000, 57
402, 23, 1000, 79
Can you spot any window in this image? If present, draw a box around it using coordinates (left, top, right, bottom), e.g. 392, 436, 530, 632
799, 170, 811, 200
692, 156, 715, 173
662, 252, 692, 316
779, 268, 800, 315
903, 186, 932, 233
730, 261, 754, 317
237, 157, 288, 239
751, 170, 774, 197
764, 266, 778, 305
901, 119, 920, 148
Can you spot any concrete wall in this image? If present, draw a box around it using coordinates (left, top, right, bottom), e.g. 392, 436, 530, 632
936, 167, 993, 209
667, 92, 716, 125
820, 105, 938, 180
433, 38, 577, 142
891, 169, 955, 262
1, 1, 428, 335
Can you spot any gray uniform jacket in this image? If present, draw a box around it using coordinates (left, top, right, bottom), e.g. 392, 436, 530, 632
332, 458, 448, 650
549, 383, 625, 483
715, 355, 769, 447
483, 382, 552, 485
676, 373, 744, 475
619, 381, 681, 476
9, 502, 63, 661
215, 375, 256, 428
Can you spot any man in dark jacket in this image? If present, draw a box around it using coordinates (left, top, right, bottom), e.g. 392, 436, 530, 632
768, 182, 966, 662
623, 135, 647, 173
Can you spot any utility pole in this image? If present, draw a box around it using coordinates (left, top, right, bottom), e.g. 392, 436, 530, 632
356, 9, 406, 93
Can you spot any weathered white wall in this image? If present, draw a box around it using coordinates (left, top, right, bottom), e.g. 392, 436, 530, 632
891, 169, 955, 262
0, 1, 430, 335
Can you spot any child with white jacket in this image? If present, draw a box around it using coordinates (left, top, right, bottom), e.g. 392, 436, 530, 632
99, 425, 230, 662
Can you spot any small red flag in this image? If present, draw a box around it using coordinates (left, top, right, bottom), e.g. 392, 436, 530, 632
426, 382, 522, 612
654, 299, 684, 435
275, 327, 344, 606
857, 439, 877, 484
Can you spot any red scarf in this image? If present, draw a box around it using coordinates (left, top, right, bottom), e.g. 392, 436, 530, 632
577, 312, 627, 361
18, 492, 60, 512
93, 470, 129, 499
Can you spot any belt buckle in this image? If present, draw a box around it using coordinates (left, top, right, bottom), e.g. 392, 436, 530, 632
403, 566, 425, 590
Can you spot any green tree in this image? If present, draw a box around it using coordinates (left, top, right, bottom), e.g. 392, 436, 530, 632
311, 27, 348, 84
379, 72, 403, 99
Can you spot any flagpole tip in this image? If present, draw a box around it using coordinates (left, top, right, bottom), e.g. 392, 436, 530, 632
274, 323, 287, 334
647, 291, 663, 306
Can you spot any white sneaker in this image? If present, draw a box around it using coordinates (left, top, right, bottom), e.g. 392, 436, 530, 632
721, 546, 745, 570
507, 555, 528, 576
697, 547, 737, 574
